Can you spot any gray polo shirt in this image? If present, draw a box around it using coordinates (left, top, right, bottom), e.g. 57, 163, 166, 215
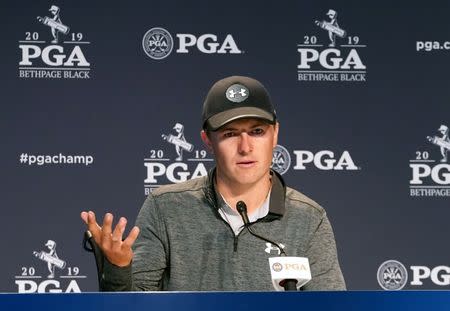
100, 169, 346, 291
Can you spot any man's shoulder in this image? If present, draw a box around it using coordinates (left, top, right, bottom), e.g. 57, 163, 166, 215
151, 176, 207, 197
285, 186, 325, 216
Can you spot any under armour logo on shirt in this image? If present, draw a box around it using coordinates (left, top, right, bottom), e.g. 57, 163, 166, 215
265, 242, 285, 255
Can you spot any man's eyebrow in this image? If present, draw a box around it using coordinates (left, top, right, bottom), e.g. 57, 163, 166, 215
219, 126, 237, 131
220, 122, 268, 132
251, 122, 268, 127
247, 122, 269, 130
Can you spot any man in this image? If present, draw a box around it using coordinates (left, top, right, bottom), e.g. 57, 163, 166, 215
326, 9, 339, 47
45, 240, 59, 278
49, 5, 62, 44
81, 76, 346, 291
172, 123, 187, 161
438, 125, 449, 162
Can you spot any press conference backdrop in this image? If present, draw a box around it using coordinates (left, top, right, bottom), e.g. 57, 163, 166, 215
1, 0, 449, 293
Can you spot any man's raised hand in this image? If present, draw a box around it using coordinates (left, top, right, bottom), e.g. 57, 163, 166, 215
81, 211, 140, 267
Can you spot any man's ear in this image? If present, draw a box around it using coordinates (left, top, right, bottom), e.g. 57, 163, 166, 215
273, 122, 279, 148
200, 130, 214, 153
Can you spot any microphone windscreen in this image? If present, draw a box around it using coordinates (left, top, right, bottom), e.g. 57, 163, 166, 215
236, 201, 247, 214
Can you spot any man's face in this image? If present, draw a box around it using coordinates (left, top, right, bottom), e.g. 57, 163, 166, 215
201, 118, 279, 187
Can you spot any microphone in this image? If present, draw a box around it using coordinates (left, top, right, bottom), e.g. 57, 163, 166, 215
236, 200, 286, 256
236, 200, 250, 225
236, 200, 312, 291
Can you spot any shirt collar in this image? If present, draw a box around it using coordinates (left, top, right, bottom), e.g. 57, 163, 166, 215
204, 167, 286, 217
219, 189, 270, 220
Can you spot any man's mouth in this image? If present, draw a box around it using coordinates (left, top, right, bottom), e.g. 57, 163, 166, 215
237, 161, 256, 167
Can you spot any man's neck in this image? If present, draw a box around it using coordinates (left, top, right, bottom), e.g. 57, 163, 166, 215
215, 172, 272, 214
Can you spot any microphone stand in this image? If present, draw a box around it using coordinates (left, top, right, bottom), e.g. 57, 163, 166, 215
280, 279, 298, 291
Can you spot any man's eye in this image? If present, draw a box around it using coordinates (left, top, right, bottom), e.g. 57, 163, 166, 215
223, 132, 236, 138
250, 128, 265, 136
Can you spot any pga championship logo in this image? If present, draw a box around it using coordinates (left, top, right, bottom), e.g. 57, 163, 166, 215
144, 122, 215, 194
377, 260, 408, 290
378, 260, 450, 289
142, 27, 242, 60
18, 5, 91, 79
409, 124, 450, 197
297, 9, 367, 82
272, 145, 292, 175
15, 240, 87, 293
271, 144, 360, 175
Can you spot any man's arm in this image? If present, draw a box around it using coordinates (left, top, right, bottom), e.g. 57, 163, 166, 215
302, 212, 346, 290
89, 194, 169, 291
131, 194, 168, 290
80, 211, 139, 291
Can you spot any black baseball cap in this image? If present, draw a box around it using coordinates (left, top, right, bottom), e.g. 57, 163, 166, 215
202, 76, 277, 131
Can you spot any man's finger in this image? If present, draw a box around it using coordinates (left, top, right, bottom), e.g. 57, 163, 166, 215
85, 211, 102, 237
111, 217, 127, 247
101, 213, 113, 248
123, 226, 140, 249
80, 211, 88, 224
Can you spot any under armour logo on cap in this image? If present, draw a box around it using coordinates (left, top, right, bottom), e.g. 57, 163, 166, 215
226, 84, 249, 103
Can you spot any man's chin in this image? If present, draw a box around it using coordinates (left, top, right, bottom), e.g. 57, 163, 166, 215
230, 172, 267, 186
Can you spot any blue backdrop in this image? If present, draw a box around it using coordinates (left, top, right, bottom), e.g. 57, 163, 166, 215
1, 0, 449, 292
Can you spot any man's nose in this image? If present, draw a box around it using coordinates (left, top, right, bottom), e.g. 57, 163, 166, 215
238, 133, 252, 154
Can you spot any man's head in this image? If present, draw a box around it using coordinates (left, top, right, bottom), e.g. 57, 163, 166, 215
202, 76, 276, 132
201, 76, 278, 187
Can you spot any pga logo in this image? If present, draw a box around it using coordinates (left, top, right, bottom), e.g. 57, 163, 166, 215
411, 266, 450, 286
410, 164, 450, 185
144, 162, 208, 184
19, 45, 90, 67
410, 125, 450, 186
177, 34, 241, 54
297, 48, 365, 70
293, 150, 359, 170
15, 240, 84, 293
144, 124, 214, 194
16, 279, 80, 293
142, 27, 242, 60
378, 260, 450, 289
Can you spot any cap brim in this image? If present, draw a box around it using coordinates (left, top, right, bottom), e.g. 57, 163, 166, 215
205, 107, 275, 131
